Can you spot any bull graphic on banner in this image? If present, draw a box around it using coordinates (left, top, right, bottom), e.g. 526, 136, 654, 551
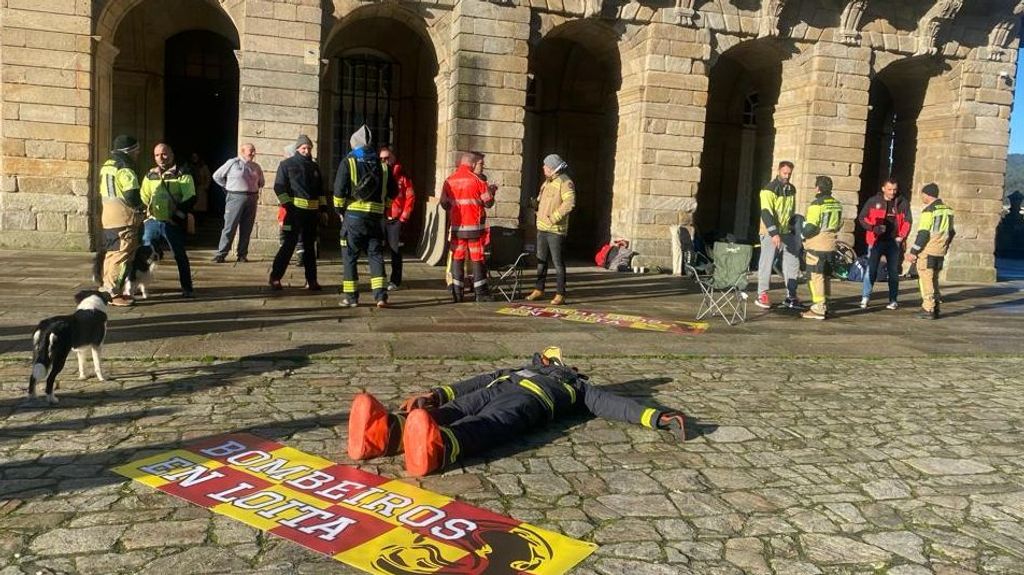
113, 433, 596, 574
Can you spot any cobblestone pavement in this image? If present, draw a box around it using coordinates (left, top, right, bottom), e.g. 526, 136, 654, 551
2, 357, 1024, 574
1, 251, 1024, 574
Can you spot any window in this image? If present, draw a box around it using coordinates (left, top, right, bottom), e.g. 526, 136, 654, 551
743, 92, 759, 127
333, 56, 397, 170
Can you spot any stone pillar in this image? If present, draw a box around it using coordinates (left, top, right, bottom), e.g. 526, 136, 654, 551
91, 39, 120, 249
238, 0, 323, 255
931, 57, 1014, 282
445, 0, 530, 229
613, 23, 707, 267
0, 2, 94, 250
774, 40, 871, 241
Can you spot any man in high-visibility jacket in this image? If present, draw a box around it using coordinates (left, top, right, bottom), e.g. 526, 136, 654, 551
756, 161, 805, 310
98, 134, 143, 307
800, 176, 844, 320
347, 347, 687, 477
140, 143, 196, 298
906, 183, 955, 320
334, 125, 397, 308
441, 152, 496, 303
270, 135, 325, 291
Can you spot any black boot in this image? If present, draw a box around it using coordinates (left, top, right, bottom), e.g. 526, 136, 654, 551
475, 289, 494, 303
450, 284, 464, 303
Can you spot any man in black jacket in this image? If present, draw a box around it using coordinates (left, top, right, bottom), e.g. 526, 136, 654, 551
347, 348, 687, 476
270, 135, 325, 291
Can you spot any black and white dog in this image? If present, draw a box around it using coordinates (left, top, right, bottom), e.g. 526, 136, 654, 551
124, 244, 162, 299
29, 290, 112, 405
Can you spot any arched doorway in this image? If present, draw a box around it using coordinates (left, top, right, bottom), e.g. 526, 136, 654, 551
106, 0, 239, 245
320, 11, 439, 248
523, 24, 620, 258
857, 58, 947, 252
696, 41, 783, 244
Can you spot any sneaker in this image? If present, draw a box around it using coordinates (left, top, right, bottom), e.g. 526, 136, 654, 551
886, 301, 899, 310
525, 289, 544, 301
339, 296, 358, 308
211, 255, 226, 263
387, 282, 399, 292
860, 297, 869, 309
376, 300, 389, 309
754, 292, 771, 309
550, 294, 566, 306
784, 298, 807, 310
801, 308, 826, 320
347, 392, 392, 461
110, 295, 134, 307
403, 409, 447, 477
268, 278, 283, 291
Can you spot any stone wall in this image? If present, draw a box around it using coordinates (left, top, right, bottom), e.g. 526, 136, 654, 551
0, 0, 1019, 283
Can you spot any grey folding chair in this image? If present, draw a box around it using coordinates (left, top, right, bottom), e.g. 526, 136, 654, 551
489, 251, 531, 302
686, 241, 753, 326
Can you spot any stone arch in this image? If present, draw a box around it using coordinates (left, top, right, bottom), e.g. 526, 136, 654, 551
856, 54, 954, 249
696, 36, 789, 243
523, 19, 622, 256
91, 0, 241, 245
320, 3, 442, 245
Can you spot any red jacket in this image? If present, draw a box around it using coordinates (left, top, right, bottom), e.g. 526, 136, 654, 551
441, 165, 494, 239
858, 193, 911, 246
388, 163, 415, 222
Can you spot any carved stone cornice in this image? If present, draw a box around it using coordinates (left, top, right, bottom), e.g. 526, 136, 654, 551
985, 0, 1024, 61
915, 0, 964, 56
757, 0, 787, 38
837, 0, 867, 46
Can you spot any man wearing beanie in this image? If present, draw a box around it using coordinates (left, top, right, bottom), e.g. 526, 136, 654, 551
526, 153, 576, 305
97, 134, 144, 306
906, 183, 956, 319
270, 134, 325, 291
333, 125, 397, 307
800, 175, 844, 320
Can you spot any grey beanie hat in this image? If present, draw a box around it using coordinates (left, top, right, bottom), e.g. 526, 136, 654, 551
295, 134, 313, 149
543, 154, 567, 173
350, 125, 372, 150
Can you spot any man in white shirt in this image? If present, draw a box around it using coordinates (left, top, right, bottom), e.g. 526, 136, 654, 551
212, 143, 265, 263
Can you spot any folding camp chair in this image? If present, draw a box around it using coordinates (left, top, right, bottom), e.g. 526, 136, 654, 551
685, 241, 753, 325
489, 251, 531, 302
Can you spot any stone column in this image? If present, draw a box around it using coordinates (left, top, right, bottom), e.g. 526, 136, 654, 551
774, 40, 872, 240
613, 23, 708, 267
0, 2, 94, 250
238, 0, 323, 255
445, 0, 531, 229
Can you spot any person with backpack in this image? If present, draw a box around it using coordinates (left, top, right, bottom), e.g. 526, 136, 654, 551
346, 347, 687, 477
334, 125, 397, 308
857, 178, 911, 310
800, 176, 844, 320
269, 134, 325, 291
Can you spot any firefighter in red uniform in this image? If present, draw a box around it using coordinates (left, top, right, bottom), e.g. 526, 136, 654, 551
379, 145, 415, 291
347, 347, 688, 477
441, 151, 496, 302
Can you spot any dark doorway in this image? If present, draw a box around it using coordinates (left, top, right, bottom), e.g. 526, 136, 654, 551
523, 27, 620, 258
164, 30, 239, 240
696, 43, 782, 246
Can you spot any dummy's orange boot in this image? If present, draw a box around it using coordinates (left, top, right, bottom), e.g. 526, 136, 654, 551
403, 409, 447, 477
347, 392, 392, 460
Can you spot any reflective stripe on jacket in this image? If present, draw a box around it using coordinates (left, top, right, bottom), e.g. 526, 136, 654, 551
911, 200, 955, 257
802, 193, 843, 252
441, 165, 493, 239
537, 173, 576, 236
140, 166, 195, 222
274, 154, 324, 211
759, 178, 796, 237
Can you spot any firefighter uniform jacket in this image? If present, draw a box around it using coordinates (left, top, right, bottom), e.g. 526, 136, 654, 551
140, 166, 195, 225
858, 193, 911, 246
388, 163, 415, 222
99, 153, 142, 229
802, 192, 843, 252
759, 177, 797, 237
536, 173, 576, 236
333, 147, 396, 218
910, 199, 956, 258
441, 165, 494, 239
275, 154, 325, 211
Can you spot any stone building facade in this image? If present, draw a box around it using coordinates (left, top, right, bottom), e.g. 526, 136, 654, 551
0, 0, 1019, 281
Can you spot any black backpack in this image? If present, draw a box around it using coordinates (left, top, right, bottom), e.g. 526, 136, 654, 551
348, 157, 383, 202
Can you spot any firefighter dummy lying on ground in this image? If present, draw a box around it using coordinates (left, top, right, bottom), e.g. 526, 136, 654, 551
347, 347, 687, 477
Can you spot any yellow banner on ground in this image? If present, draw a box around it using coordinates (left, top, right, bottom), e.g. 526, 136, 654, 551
498, 303, 708, 335
113, 433, 597, 574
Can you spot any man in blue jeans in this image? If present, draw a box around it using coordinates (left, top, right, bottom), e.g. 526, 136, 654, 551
857, 178, 911, 309
140, 143, 196, 298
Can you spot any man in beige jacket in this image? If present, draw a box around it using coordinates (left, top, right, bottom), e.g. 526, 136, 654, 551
526, 154, 576, 305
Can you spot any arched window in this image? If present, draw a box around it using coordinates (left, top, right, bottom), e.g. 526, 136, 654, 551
332, 54, 397, 169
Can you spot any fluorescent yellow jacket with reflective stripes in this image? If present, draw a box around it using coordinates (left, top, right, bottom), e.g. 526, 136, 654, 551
140, 166, 195, 223
910, 199, 955, 257
537, 173, 576, 236
759, 178, 797, 237
333, 151, 394, 217
802, 193, 843, 252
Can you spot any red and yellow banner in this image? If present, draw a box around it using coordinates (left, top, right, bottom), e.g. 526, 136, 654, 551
113, 433, 596, 574
497, 303, 708, 335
